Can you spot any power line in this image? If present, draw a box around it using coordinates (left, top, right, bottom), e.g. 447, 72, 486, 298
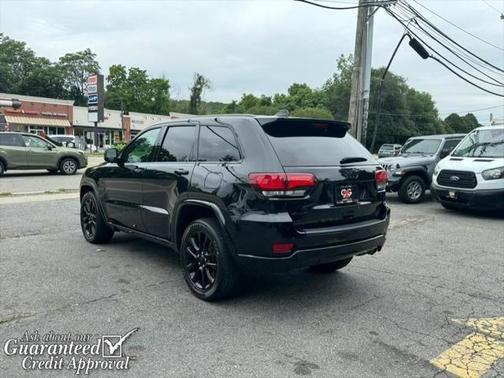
369, 104, 504, 118
412, 0, 504, 51
400, 1, 504, 73
293, 0, 394, 10
480, 0, 504, 15
396, 9, 504, 86
385, 7, 504, 97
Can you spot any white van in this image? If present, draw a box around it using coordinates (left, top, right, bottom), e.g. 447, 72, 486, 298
431, 125, 504, 211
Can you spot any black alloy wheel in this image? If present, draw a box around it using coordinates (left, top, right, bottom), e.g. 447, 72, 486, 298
80, 191, 114, 243
81, 195, 97, 240
185, 230, 218, 292
180, 218, 240, 301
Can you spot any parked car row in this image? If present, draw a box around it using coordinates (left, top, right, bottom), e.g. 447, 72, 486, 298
378, 125, 504, 211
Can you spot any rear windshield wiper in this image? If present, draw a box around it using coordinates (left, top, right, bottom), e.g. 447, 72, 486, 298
340, 157, 367, 165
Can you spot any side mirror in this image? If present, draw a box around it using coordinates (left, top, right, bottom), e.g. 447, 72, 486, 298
46, 144, 53, 151
104, 148, 119, 163
67, 142, 76, 148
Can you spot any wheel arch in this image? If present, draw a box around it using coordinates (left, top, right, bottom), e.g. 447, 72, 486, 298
400, 168, 430, 186
174, 200, 228, 250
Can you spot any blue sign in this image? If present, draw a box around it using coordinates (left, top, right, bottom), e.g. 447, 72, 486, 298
88, 95, 98, 105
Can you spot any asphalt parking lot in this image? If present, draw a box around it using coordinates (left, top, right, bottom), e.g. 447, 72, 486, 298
0, 172, 503, 377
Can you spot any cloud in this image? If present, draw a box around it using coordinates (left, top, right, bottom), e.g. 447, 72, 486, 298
1, 0, 502, 122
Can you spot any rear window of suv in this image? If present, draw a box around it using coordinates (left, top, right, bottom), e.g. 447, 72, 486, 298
258, 118, 373, 166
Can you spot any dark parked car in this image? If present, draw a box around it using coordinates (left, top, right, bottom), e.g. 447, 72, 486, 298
0, 132, 87, 176
79, 115, 390, 300
379, 134, 465, 203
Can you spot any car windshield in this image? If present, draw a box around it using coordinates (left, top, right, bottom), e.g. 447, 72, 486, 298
401, 139, 441, 155
452, 128, 504, 158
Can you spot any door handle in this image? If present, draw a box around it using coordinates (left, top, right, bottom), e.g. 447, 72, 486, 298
174, 168, 189, 175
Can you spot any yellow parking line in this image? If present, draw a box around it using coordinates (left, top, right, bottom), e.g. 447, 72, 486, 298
431, 317, 504, 377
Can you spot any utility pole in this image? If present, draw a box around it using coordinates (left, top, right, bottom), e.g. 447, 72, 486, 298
348, 0, 376, 146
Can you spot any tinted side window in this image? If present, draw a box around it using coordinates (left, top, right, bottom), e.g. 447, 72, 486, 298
0, 134, 23, 146
158, 126, 195, 162
198, 125, 240, 162
442, 139, 461, 154
124, 128, 161, 163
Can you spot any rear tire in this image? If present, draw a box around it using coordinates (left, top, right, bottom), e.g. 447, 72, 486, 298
398, 175, 425, 204
309, 257, 353, 273
0, 161, 5, 176
180, 218, 240, 301
80, 191, 114, 244
59, 157, 78, 175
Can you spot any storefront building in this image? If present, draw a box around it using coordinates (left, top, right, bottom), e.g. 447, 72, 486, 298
0, 93, 188, 146
0, 93, 73, 135
73, 106, 123, 148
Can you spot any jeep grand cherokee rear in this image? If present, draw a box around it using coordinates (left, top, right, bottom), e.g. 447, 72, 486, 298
79, 115, 390, 301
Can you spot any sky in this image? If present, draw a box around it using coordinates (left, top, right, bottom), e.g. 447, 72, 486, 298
0, 0, 503, 123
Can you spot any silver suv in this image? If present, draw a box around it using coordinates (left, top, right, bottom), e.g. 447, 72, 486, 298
379, 134, 465, 203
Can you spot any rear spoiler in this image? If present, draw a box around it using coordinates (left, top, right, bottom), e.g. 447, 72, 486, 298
257, 117, 349, 138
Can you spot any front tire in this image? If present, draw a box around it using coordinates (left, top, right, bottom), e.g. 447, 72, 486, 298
0, 160, 5, 176
180, 218, 240, 301
398, 175, 425, 204
80, 191, 114, 243
60, 157, 78, 175
309, 257, 353, 273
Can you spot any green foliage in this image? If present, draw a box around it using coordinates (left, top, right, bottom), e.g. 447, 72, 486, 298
105, 64, 170, 114
0, 34, 66, 98
58, 48, 100, 105
291, 107, 334, 120
189, 73, 211, 115
444, 113, 480, 133
113, 142, 127, 152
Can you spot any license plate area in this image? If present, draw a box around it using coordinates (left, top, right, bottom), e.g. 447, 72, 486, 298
335, 185, 359, 204
446, 191, 458, 199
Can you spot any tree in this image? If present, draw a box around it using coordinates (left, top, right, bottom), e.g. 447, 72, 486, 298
189, 73, 211, 115
444, 113, 480, 134
58, 48, 100, 105
0, 34, 66, 98
291, 107, 334, 120
323, 55, 353, 121
105, 65, 170, 114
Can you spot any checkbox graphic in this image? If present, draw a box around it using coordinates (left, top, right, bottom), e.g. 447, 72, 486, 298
101, 328, 139, 358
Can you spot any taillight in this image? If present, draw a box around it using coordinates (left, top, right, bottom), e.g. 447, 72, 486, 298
375, 169, 388, 192
248, 173, 316, 197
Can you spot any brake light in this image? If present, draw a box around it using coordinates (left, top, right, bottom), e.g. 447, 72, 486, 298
248, 173, 316, 197
375, 169, 388, 192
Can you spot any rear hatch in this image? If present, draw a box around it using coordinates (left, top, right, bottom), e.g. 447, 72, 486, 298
257, 117, 387, 231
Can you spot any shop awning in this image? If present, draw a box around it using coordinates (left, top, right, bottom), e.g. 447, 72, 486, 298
5, 116, 71, 128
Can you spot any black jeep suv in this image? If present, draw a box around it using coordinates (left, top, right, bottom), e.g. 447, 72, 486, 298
79, 115, 390, 300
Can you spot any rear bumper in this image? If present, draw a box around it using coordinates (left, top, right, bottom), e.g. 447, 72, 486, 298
431, 184, 504, 211
233, 207, 390, 273
236, 234, 386, 273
